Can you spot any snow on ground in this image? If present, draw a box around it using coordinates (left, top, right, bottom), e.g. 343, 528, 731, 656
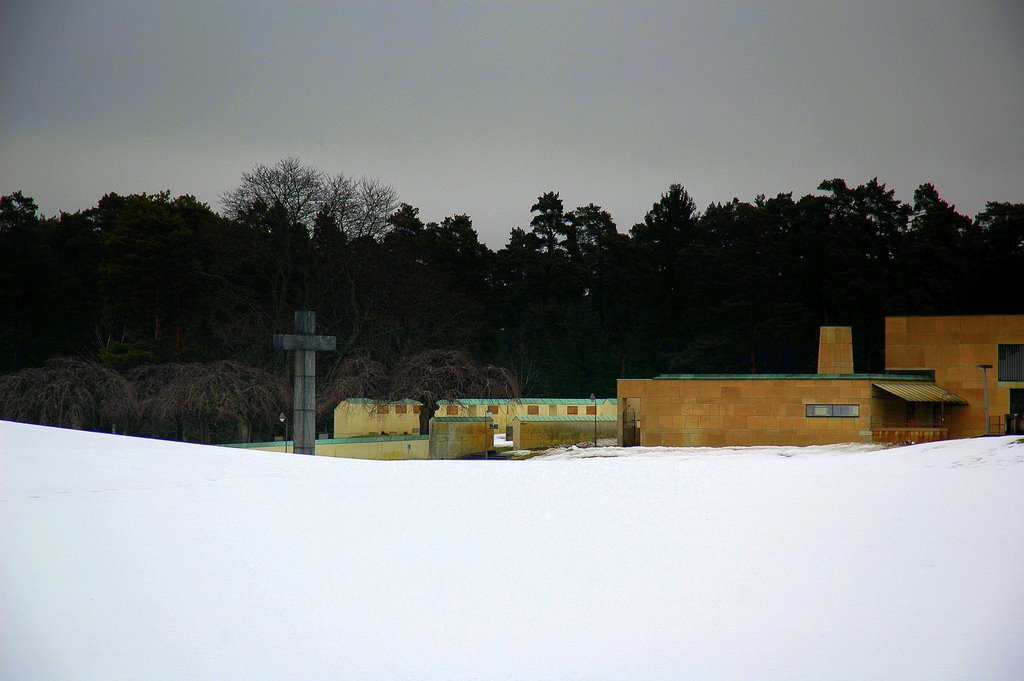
2, 420, 1023, 680
534, 440, 888, 460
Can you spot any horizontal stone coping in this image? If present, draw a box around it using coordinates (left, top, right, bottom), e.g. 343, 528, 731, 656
318, 435, 429, 444
646, 373, 935, 381
226, 434, 429, 448
515, 398, 613, 405
514, 416, 617, 423
431, 416, 494, 423
335, 397, 617, 407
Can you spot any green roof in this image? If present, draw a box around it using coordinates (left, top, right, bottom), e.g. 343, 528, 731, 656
338, 398, 421, 405
515, 398, 611, 405
436, 399, 511, 405
648, 373, 934, 381
514, 416, 616, 423
432, 416, 493, 423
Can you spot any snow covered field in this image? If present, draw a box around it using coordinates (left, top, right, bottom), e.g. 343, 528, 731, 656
3, 420, 1023, 680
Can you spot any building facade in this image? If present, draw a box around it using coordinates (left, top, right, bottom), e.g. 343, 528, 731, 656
617, 317, 1024, 447
436, 398, 617, 439
885, 315, 1024, 437
333, 398, 422, 438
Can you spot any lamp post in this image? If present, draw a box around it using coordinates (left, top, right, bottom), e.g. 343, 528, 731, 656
485, 405, 493, 459
589, 393, 597, 446
977, 364, 993, 435
279, 412, 288, 453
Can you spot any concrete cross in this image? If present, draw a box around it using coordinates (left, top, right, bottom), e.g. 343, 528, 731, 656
273, 311, 336, 455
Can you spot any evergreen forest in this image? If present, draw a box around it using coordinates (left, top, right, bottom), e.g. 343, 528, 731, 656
2, 158, 1022, 443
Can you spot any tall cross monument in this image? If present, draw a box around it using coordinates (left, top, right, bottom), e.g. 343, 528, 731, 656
273, 311, 336, 455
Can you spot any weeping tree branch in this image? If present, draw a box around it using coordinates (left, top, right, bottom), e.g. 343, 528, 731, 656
0, 357, 139, 431
389, 349, 520, 434
317, 355, 388, 418
319, 349, 519, 434
129, 361, 289, 443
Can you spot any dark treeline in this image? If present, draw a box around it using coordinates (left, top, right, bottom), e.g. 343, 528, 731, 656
2, 158, 1022, 441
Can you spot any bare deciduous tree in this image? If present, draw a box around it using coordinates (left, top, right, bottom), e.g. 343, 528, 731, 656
132, 361, 289, 444
320, 349, 519, 434
317, 355, 388, 419
221, 157, 397, 242
390, 349, 520, 434
221, 157, 325, 230
0, 357, 138, 431
351, 177, 399, 241
506, 339, 543, 397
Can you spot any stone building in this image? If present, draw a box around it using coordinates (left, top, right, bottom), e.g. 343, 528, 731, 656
617, 315, 1024, 447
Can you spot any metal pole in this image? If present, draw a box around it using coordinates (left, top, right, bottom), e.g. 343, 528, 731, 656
485, 406, 491, 459
978, 364, 992, 435
590, 393, 597, 446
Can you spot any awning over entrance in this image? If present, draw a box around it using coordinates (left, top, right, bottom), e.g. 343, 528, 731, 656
873, 382, 967, 405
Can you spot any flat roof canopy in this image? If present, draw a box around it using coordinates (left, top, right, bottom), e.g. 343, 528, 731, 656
873, 382, 968, 405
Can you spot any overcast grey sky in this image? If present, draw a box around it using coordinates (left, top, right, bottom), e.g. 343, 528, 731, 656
2, 1, 1022, 247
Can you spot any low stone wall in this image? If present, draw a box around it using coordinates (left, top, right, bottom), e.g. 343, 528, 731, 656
226, 435, 429, 460
513, 416, 617, 450
428, 417, 494, 459
870, 428, 948, 444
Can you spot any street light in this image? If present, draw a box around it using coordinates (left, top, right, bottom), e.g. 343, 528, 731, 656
279, 412, 289, 453
977, 364, 993, 436
589, 393, 597, 446
485, 405, 493, 459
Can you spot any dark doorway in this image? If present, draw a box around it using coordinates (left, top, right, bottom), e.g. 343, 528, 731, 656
1010, 389, 1024, 416
1008, 389, 1024, 435
622, 405, 639, 447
